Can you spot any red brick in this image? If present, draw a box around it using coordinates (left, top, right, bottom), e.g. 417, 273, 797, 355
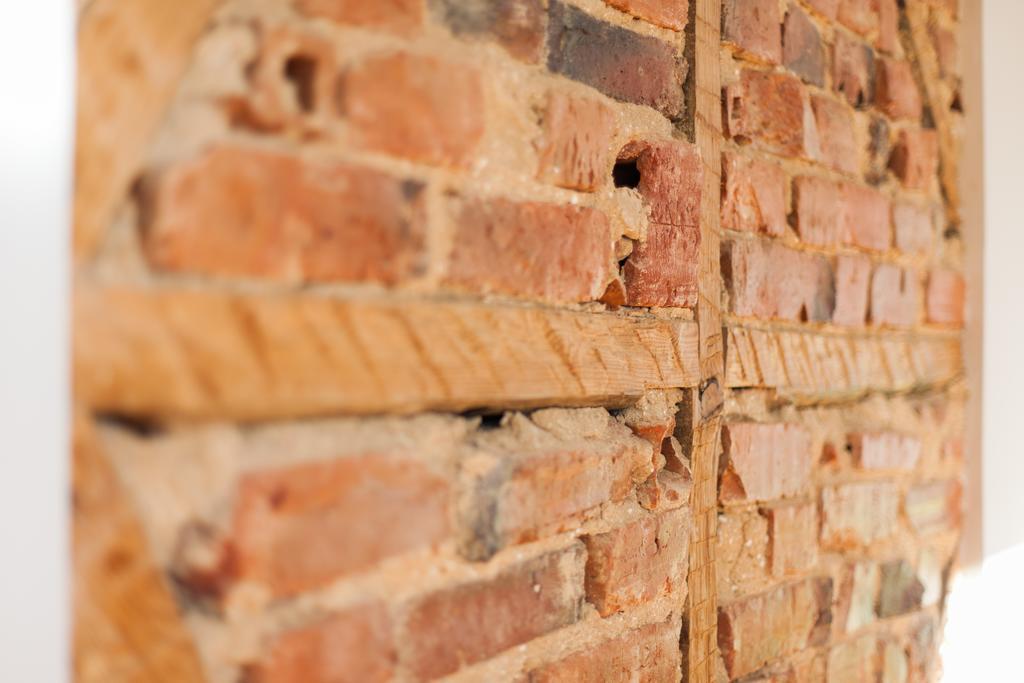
870, 264, 921, 327
832, 254, 871, 326
838, 0, 878, 36
141, 146, 426, 285
827, 636, 878, 683
548, 2, 685, 119
584, 508, 689, 616
926, 269, 965, 326
537, 92, 616, 191
905, 480, 961, 535
876, 58, 923, 120
893, 202, 936, 255
622, 140, 702, 307
722, 240, 835, 323
890, 128, 939, 190
820, 482, 899, 548
721, 152, 788, 236
603, 0, 688, 31
784, 4, 826, 86
430, 0, 546, 62
230, 455, 449, 596
723, 0, 782, 64
242, 26, 338, 135
529, 619, 682, 681
720, 423, 814, 503
726, 69, 819, 159
931, 23, 959, 79
833, 31, 874, 108
718, 579, 833, 679
341, 52, 484, 167
849, 432, 922, 470
445, 197, 613, 303
402, 545, 585, 679
843, 183, 891, 250
805, 0, 839, 19
811, 95, 858, 174
253, 603, 396, 683
297, 0, 423, 35
876, 0, 900, 53
458, 412, 652, 560
766, 503, 818, 577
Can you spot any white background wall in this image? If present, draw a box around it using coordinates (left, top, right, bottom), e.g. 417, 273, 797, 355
0, 1, 73, 680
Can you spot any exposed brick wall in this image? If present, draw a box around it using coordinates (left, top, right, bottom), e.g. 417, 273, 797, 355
72, 1, 964, 682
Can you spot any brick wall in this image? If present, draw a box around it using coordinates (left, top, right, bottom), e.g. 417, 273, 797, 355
72, 0, 965, 681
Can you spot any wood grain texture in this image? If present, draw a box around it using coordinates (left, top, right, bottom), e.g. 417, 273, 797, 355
74, 287, 701, 420
74, 0, 220, 261
688, 0, 725, 680
73, 411, 206, 683
725, 325, 963, 397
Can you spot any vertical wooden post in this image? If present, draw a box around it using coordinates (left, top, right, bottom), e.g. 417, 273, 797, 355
687, 0, 724, 681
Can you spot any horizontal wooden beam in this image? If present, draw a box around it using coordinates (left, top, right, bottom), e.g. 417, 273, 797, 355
75, 287, 700, 420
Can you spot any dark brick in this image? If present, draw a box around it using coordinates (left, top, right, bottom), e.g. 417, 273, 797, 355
784, 4, 826, 87
430, 0, 546, 63
878, 560, 924, 618
547, 1, 686, 119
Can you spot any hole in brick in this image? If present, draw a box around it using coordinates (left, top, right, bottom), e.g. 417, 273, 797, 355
284, 54, 318, 113
612, 159, 641, 189
950, 89, 963, 113
99, 414, 165, 439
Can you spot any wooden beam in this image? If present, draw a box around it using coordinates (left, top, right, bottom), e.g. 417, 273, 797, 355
687, 0, 725, 680
74, 0, 220, 261
74, 287, 701, 421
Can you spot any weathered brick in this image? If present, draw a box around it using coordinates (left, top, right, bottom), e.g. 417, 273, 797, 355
893, 202, 935, 255
881, 641, 909, 683
838, 0, 878, 36
537, 91, 616, 191
876, 58, 923, 120
833, 31, 874, 108
583, 506, 690, 616
926, 269, 965, 326
827, 635, 877, 683
622, 140, 703, 307
722, 240, 835, 323
820, 482, 899, 548
717, 509, 770, 597
805, 0, 839, 19
837, 562, 879, 633
878, 560, 924, 617
718, 579, 833, 679
766, 503, 818, 577
445, 196, 613, 303
931, 23, 959, 79
528, 618, 682, 681
867, 115, 893, 183
721, 423, 814, 503
341, 52, 485, 167
430, 0, 546, 62
784, 4, 826, 86
253, 603, 396, 682
905, 480, 961, 535
812, 95, 858, 174
870, 264, 921, 327
876, 0, 900, 54
603, 0, 688, 31
548, 2, 685, 119
721, 152, 788, 236
832, 254, 871, 326
890, 128, 939, 190
229, 455, 449, 596
458, 410, 651, 560
844, 183, 892, 250
141, 146, 427, 285
298, 0, 423, 35
726, 69, 819, 159
724, 0, 782, 64
850, 432, 921, 470
402, 545, 585, 679
793, 177, 890, 250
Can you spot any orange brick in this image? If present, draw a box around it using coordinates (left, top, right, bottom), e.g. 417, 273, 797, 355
297, 0, 423, 35
876, 58, 923, 120
721, 152, 788, 236
722, 240, 835, 323
876, 0, 900, 53
141, 146, 427, 285
445, 196, 613, 303
870, 264, 921, 328
833, 31, 874, 108
603, 0, 688, 31
726, 69, 819, 159
766, 503, 818, 577
838, 0, 878, 36
723, 0, 782, 64
537, 92, 616, 191
894, 202, 936, 255
890, 128, 939, 190
849, 432, 922, 471
833, 254, 872, 326
583, 507, 690, 616
820, 482, 900, 548
926, 269, 966, 326
812, 95, 858, 175
721, 423, 814, 503
341, 52, 484, 167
